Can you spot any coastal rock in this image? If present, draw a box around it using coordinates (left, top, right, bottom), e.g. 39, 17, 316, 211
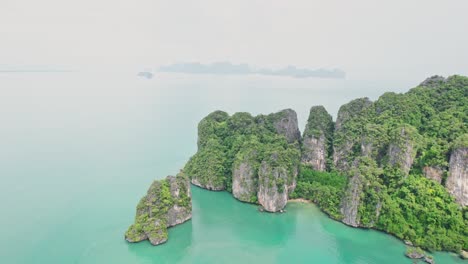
340, 169, 362, 227
257, 154, 298, 212
232, 157, 258, 203
125, 174, 192, 246
270, 109, 301, 143
405, 247, 425, 260
460, 250, 468, 259
167, 176, 192, 226
422, 166, 443, 184
405, 247, 435, 264
301, 106, 333, 171
446, 147, 468, 206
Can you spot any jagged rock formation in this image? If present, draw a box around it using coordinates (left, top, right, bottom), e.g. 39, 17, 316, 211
184, 109, 301, 212
125, 174, 191, 246
301, 106, 334, 171
446, 146, 468, 206
272, 108, 301, 143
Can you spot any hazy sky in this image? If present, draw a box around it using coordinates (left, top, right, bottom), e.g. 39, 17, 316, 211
1, 0, 467, 80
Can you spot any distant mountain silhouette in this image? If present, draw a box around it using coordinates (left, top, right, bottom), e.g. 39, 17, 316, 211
159, 62, 345, 79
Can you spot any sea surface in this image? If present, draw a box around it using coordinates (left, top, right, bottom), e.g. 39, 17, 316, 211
0, 71, 464, 263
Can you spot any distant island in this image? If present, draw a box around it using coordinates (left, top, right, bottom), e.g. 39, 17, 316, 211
137, 71, 154, 79
125, 75, 467, 260
158, 61, 345, 79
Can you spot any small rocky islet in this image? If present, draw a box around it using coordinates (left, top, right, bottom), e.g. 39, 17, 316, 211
125, 75, 467, 258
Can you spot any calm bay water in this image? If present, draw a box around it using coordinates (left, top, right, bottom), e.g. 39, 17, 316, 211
0, 72, 463, 263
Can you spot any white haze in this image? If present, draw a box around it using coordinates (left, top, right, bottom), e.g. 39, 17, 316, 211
1, 0, 468, 81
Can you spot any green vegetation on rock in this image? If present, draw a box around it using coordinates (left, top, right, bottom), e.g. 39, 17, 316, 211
125, 173, 192, 246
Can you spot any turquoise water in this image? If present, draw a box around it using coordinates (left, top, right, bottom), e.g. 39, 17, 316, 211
0, 72, 464, 263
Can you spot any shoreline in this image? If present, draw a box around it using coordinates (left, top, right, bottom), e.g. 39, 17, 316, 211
288, 198, 312, 203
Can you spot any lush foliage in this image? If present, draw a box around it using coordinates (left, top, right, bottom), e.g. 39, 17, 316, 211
378, 175, 467, 252
290, 165, 347, 219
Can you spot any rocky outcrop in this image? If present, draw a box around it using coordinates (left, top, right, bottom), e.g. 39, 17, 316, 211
386, 125, 419, 176
270, 109, 301, 143
446, 147, 468, 206
422, 166, 443, 184
232, 156, 258, 203
125, 174, 192, 246
405, 247, 435, 264
333, 98, 373, 172
301, 106, 333, 171
257, 154, 298, 212
419, 75, 446, 87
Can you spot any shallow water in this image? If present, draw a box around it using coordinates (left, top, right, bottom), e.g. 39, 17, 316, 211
0, 72, 464, 263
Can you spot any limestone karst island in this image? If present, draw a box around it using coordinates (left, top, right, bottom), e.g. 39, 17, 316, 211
125, 75, 468, 261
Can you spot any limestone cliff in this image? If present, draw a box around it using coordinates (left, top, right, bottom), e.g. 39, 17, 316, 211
333, 98, 373, 172
446, 146, 468, 206
125, 174, 192, 246
257, 153, 298, 212
301, 106, 334, 171
340, 169, 362, 227
386, 125, 420, 176
270, 109, 301, 143
232, 149, 258, 203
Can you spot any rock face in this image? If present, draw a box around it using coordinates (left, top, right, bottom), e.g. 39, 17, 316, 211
301, 106, 334, 171
271, 109, 301, 143
340, 169, 362, 227
386, 125, 419, 176
232, 158, 258, 203
257, 155, 297, 212
422, 166, 443, 183
333, 98, 373, 172
446, 147, 468, 206
125, 174, 192, 246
